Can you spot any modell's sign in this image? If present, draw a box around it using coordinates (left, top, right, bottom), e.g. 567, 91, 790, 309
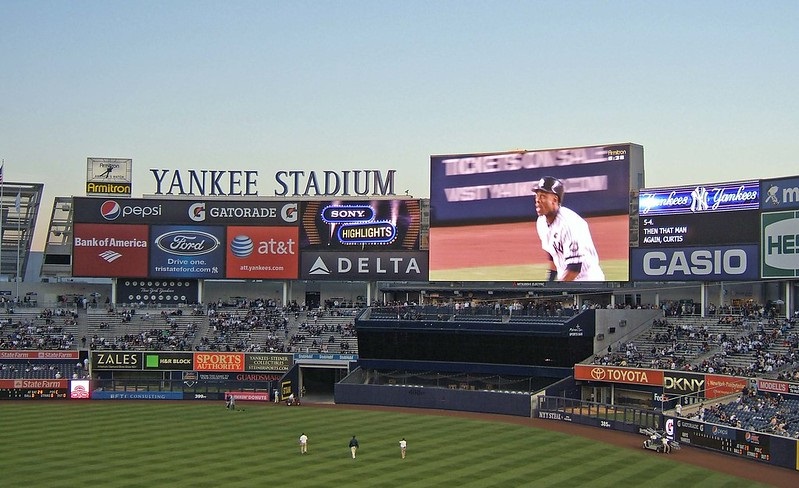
574, 365, 663, 386
757, 379, 799, 395
150, 168, 397, 197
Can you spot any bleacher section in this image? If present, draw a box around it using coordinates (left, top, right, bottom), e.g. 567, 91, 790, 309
0, 307, 79, 350
86, 307, 202, 351
591, 313, 799, 379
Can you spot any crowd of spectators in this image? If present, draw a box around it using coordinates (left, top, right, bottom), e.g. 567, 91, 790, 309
591, 303, 799, 379
0, 308, 79, 350
691, 388, 799, 439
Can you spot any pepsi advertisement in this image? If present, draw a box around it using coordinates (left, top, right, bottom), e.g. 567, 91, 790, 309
73, 197, 301, 226
149, 225, 226, 278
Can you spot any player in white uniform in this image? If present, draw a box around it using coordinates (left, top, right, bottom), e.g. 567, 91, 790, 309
533, 176, 605, 281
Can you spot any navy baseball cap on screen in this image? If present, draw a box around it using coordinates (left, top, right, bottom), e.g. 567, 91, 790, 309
533, 176, 565, 203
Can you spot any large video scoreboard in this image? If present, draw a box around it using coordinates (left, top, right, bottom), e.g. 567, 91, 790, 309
631, 181, 761, 281
428, 143, 644, 282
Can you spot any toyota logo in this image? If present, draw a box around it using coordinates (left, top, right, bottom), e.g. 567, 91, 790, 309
590, 368, 606, 380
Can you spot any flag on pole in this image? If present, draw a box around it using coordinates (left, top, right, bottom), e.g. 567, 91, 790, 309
15, 192, 21, 213
0, 162, 4, 184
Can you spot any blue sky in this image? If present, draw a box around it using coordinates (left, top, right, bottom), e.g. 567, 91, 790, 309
1, 1, 797, 249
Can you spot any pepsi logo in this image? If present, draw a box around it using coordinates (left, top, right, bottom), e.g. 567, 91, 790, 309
101, 201, 122, 220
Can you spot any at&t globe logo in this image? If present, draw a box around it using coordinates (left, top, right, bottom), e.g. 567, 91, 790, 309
230, 235, 254, 258
101, 200, 122, 220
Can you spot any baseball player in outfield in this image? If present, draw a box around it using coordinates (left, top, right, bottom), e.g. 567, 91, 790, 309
533, 176, 605, 282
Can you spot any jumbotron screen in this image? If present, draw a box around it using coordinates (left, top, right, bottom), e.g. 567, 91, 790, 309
428, 143, 643, 282
631, 181, 760, 281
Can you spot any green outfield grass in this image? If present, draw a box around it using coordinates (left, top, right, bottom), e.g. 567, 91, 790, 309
0, 402, 766, 488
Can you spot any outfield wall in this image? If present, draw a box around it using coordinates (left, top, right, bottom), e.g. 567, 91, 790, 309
335, 381, 531, 417
536, 396, 799, 472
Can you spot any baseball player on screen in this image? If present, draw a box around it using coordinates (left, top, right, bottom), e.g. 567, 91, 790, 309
533, 176, 605, 281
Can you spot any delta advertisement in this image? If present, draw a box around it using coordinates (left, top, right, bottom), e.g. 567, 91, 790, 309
429, 143, 642, 282
631, 180, 761, 281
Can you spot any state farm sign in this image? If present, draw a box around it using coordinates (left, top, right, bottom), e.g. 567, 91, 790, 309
574, 365, 663, 386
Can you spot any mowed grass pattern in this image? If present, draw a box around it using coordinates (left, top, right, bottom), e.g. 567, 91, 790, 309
0, 402, 768, 487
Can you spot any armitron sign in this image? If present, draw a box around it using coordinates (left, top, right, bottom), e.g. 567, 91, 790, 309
574, 365, 663, 386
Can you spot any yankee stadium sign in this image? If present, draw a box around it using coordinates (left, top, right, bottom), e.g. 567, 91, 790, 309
149, 168, 397, 197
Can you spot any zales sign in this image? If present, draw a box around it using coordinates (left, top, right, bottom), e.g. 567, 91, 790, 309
149, 168, 397, 197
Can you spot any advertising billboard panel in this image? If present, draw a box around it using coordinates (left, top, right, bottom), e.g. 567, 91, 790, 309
300, 250, 429, 281
429, 143, 642, 282
299, 199, 424, 251
73, 198, 167, 224
573, 364, 663, 386
225, 226, 299, 279
245, 353, 293, 372
149, 225, 226, 278
632, 180, 761, 282
72, 223, 150, 277
762, 210, 799, 278
631, 245, 759, 281
760, 176, 799, 210
73, 197, 300, 226
86, 158, 132, 196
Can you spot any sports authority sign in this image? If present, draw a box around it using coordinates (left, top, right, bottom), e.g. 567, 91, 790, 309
86, 158, 132, 196
573, 365, 663, 386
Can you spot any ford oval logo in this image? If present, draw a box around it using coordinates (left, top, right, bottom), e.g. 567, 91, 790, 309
155, 230, 220, 256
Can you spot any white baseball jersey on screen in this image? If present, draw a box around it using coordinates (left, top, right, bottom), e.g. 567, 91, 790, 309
536, 206, 605, 281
